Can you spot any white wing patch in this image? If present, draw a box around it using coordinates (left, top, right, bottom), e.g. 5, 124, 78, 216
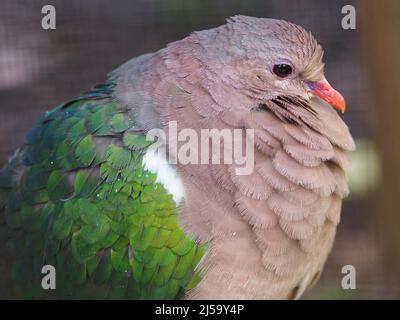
142, 147, 185, 204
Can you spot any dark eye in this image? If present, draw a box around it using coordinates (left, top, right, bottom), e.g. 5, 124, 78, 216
273, 64, 293, 78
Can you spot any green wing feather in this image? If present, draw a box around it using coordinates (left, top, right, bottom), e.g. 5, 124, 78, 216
0, 83, 205, 299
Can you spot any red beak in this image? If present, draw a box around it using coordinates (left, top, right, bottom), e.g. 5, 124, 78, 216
307, 79, 346, 113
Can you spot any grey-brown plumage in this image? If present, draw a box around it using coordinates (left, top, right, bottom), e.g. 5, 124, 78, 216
113, 15, 355, 299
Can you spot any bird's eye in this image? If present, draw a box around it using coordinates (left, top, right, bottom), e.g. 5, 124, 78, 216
273, 64, 293, 78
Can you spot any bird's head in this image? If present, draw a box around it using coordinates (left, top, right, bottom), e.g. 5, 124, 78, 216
184, 15, 346, 115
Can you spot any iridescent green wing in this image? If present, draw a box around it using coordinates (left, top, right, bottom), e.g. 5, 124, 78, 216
0, 84, 205, 299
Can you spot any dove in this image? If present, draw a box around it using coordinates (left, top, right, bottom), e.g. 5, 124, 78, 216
0, 15, 354, 299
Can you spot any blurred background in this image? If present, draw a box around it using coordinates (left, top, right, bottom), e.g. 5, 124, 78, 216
0, 0, 399, 299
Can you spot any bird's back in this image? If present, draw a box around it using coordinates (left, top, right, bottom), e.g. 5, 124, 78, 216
0, 82, 205, 299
